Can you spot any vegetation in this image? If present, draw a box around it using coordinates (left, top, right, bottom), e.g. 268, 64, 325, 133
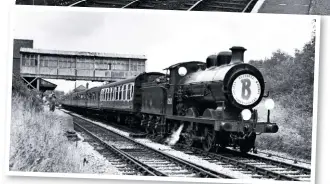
250, 35, 316, 160
10, 75, 119, 174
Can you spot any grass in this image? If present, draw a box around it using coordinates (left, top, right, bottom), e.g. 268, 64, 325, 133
10, 94, 83, 172
9, 74, 120, 174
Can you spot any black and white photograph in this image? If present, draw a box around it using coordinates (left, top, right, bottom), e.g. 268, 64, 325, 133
14, 0, 330, 15
7, 6, 319, 183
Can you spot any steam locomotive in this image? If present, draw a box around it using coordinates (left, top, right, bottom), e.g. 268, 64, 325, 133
61, 46, 279, 153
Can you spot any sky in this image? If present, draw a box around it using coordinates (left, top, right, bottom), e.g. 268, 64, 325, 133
12, 6, 317, 92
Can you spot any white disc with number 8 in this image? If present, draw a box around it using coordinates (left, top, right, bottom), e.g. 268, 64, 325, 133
231, 74, 261, 106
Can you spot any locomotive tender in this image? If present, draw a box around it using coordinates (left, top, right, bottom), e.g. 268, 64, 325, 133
61, 46, 279, 153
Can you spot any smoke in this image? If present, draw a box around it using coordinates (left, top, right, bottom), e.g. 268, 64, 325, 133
165, 124, 184, 146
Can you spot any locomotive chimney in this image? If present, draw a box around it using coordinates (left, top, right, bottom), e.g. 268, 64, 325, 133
230, 46, 246, 64
86, 82, 89, 89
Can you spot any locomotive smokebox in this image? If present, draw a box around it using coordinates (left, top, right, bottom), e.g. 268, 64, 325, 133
230, 46, 246, 64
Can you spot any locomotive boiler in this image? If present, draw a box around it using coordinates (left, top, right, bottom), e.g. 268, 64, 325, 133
174, 46, 265, 116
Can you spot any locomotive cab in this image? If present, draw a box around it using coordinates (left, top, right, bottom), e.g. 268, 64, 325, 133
163, 61, 206, 116
165, 61, 206, 85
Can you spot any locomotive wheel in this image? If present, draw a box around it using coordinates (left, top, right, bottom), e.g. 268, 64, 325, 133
202, 127, 215, 152
184, 108, 199, 147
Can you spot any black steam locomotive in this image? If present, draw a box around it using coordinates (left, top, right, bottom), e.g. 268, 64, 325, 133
61, 46, 278, 153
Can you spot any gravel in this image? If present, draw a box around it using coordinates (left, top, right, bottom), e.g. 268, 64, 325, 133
56, 108, 122, 175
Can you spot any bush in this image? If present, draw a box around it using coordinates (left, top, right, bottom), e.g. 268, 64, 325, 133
250, 36, 315, 160
12, 73, 44, 112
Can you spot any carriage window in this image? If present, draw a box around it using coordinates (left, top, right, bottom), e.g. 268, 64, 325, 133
109, 88, 112, 101
111, 88, 114, 101
123, 84, 127, 100
116, 87, 119, 100
105, 88, 108, 101
119, 86, 122, 100
107, 88, 111, 101
127, 84, 131, 100
131, 84, 134, 99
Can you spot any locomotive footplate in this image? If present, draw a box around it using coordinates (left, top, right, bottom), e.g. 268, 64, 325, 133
215, 120, 279, 133
165, 115, 279, 134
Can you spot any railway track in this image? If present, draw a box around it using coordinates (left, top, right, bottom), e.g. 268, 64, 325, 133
69, 0, 257, 12
76, 129, 156, 175
255, 150, 311, 165
62, 109, 311, 181
69, 112, 234, 178
174, 144, 311, 181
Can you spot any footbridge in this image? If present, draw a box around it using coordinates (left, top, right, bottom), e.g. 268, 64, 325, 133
14, 39, 147, 91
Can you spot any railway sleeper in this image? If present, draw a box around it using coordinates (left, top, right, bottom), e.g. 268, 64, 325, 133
276, 170, 302, 174
140, 160, 173, 164
168, 173, 198, 177
286, 174, 310, 178
161, 169, 191, 174
152, 166, 183, 170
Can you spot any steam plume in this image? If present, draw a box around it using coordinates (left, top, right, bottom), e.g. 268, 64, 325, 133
165, 124, 184, 146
